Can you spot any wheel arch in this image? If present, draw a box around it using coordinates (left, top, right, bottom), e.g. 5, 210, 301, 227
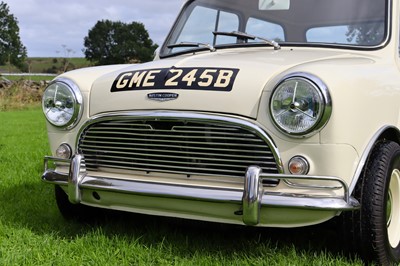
349, 125, 400, 194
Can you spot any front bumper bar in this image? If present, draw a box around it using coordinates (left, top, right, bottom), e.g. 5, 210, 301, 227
43, 155, 360, 226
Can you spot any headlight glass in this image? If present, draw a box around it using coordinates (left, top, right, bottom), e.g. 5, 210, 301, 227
42, 78, 83, 129
270, 74, 331, 137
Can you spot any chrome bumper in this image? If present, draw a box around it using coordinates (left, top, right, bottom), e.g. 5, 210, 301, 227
42, 154, 360, 226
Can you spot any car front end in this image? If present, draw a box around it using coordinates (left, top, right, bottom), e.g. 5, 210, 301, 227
42, 47, 368, 227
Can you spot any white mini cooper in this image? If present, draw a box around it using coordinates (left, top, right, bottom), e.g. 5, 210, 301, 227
41, 0, 400, 264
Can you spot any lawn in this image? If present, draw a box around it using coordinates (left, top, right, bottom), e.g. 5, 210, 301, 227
0, 108, 363, 265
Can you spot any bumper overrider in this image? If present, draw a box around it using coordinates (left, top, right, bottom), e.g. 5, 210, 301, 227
42, 154, 360, 226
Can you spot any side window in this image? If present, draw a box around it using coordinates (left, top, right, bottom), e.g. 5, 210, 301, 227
246, 17, 285, 41
175, 6, 239, 48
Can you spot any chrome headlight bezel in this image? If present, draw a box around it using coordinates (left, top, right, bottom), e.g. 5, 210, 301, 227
269, 73, 332, 138
42, 78, 83, 129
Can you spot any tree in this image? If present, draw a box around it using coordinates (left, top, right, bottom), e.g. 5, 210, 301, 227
0, 1, 27, 70
346, 22, 385, 46
83, 20, 158, 65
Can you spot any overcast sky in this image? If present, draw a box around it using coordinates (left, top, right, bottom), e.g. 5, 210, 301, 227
6, 0, 184, 57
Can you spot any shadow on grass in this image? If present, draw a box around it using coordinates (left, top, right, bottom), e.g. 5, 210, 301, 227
0, 181, 359, 263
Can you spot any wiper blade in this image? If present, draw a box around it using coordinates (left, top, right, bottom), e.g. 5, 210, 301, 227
213, 31, 281, 50
167, 42, 216, 52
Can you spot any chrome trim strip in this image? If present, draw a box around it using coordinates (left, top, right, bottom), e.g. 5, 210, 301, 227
76, 111, 284, 174
43, 156, 360, 226
262, 173, 351, 203
44, 156, 70, 169
42, 166, 359, 210
349, 125, 400, 194
284, 180, 342, 190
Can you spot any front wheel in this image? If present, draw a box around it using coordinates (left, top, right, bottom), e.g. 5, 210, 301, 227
352, 140, 400, 264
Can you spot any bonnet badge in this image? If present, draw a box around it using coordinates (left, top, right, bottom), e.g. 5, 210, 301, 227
147, 92, 179, 102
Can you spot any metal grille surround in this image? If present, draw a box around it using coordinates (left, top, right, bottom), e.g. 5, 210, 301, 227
78, 115, 280, 181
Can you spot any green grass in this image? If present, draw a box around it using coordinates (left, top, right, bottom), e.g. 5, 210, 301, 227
0, 109, 363, 265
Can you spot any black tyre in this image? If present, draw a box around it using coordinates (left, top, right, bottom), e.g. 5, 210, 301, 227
349, 140, 400, 265
55, 185, 99, 221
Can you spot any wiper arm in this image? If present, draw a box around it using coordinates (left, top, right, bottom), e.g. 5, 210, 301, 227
167, 42, 216, 52
213, 31, 281, 50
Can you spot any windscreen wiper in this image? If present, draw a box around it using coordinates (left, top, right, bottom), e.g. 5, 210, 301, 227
213, 31, 281, 50
167, 42, 216, 52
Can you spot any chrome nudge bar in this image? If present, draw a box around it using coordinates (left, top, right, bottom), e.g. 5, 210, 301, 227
42, 155, 360, 226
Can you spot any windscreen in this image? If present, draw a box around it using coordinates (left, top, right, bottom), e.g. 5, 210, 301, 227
161, 0, 388, 56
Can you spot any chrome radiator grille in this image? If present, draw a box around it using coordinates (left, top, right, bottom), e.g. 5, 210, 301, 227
78, 117, 280, 179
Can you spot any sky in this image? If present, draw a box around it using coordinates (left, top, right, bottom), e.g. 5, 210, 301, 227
5, 0, 184, 57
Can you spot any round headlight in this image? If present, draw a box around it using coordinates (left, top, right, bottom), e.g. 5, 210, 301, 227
270, 73, 331, 137
42, 78, 83, 129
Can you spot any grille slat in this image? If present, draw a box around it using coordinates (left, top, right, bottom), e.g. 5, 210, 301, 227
82, 135, 267, 148
91, 126, 257, 137
89, 164, 250, 179
80, 145, 275, 161
85, 157, 247, 174
85, 131, 264, 143
78, 118, 280, 180
80, 141, 272, 155
83, 152, 273, 167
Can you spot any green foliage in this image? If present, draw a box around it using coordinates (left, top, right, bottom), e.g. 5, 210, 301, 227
0, 2, 27, 70
83, 20, 158, 65
346, 22, 385, 45
0, 80, 46, 110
